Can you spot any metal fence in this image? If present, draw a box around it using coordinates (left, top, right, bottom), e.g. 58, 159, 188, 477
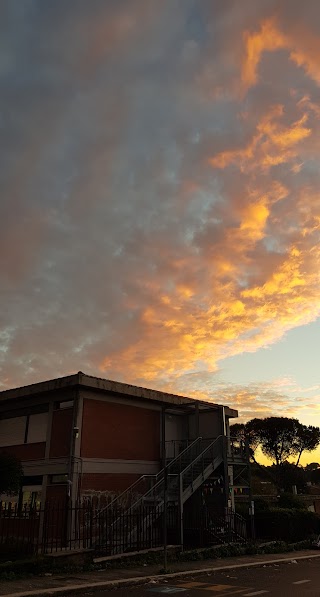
183, 507, 248, 549
0, 501, 93, 556
0, 501, 246, 557
0, 500, 179, 557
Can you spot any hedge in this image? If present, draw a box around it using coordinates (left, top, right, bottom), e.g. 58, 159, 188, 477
255, 508, 320, 542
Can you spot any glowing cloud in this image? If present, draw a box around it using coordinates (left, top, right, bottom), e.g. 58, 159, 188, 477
1, 2, 320, 435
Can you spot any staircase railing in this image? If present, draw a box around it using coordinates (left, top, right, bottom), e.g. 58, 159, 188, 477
200, 508, 247, 545
126, 436, 223, 513
181, 435, 225, 494
103, 436, 227, 553
98, 437, 203, 516
93, 435, 248, 554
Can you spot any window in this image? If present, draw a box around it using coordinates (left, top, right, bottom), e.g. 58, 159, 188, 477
0, 411, 48, 447
55, 400, 74, 410
0, 416, 26, 447
27, 412, 48, 443
50, 474, 68, 484
21, 486, 42, 509
0, 493, 19, 507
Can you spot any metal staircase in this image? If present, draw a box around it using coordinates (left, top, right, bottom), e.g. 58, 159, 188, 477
94, 435, 247, 554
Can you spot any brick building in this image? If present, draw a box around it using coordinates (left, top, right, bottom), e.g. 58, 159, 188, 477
0, 372, 239, 510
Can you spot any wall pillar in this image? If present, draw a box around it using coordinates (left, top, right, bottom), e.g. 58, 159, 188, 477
195, 403, 199, 438
38, 401, 54, 545
161, 406, 166, 467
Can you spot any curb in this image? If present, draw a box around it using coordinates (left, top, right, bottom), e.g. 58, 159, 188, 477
2, 552, 320, 597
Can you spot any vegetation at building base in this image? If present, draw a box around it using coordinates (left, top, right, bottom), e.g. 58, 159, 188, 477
0, 538, 317, 581
254, 508, 320, 542
0, 453, 23, 495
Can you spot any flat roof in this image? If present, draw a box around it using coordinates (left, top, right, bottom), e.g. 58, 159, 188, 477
0, 372, 238, 418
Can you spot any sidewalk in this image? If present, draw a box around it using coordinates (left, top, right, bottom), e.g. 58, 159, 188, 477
1, 550, 320, 597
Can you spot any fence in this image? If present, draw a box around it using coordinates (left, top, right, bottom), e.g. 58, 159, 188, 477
0, 501, 246, 557
183, 507, 247, 549
0, 500, 179, 557
0, 502, 92, 556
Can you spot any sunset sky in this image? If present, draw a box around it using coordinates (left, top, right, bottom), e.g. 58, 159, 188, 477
1, 1, 319, 463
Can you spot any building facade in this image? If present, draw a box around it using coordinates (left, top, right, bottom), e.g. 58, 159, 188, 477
0, 372, 238, 510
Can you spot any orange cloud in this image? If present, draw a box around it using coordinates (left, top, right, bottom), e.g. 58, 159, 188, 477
242, 19, 287, 89
209, 105, 311, 173
99, 61, 320, 389
242, 18, 320, 90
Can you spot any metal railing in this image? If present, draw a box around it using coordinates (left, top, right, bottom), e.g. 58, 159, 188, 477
99, 437, 203, 516
228, 436, 247, 460
0, 500, 248, 557
181, 435, 225, 494
183, 507, 247, 548
0, 502, 93, 556
94, 501, 179, 555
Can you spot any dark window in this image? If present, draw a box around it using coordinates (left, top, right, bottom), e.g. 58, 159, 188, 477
50, 474, 68, 484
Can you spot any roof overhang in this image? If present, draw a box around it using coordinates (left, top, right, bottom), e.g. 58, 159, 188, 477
0, 372, 238, 418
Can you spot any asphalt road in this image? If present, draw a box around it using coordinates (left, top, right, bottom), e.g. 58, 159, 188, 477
85, 558, 320, 596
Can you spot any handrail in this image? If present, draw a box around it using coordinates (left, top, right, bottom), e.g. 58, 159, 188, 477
165, 436, 202, 470
98, 436, 202, 515
99, 474, 157, 513
126, 439, 206, 511
181, 435, 224, 476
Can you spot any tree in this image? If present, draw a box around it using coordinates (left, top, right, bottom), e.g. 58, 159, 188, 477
310, 468, 320, 485
295, 425, 320, 466
230, 421, 260, 457
270, 462, 307, 493
0, 452, 23, 495
231, 417, 320, 468
304, 462, 320, 471
248, 417, 301, 466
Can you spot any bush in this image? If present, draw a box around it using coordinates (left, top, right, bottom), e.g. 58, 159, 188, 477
254, 498, 271, 512
255, 508, 320, 542
277, 493, 306, 510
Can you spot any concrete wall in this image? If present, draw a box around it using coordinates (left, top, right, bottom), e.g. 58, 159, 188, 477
80, 473, 140, 493
188, 408, 224, 439
199, 410, 224, 438
164, 413, 188, 459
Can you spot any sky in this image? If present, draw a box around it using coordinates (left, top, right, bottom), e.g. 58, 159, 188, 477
0, 0, 319, 464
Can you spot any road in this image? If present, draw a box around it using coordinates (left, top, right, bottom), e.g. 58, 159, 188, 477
84, 558, 320, 596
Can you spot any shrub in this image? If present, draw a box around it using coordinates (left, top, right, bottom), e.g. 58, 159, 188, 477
254, 498, 271, 512
255, 508, 320, 542
277, 493, 306, 510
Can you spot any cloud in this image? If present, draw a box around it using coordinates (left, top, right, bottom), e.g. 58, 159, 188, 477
0, 0, 319, 429
241, 16, 320, 91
